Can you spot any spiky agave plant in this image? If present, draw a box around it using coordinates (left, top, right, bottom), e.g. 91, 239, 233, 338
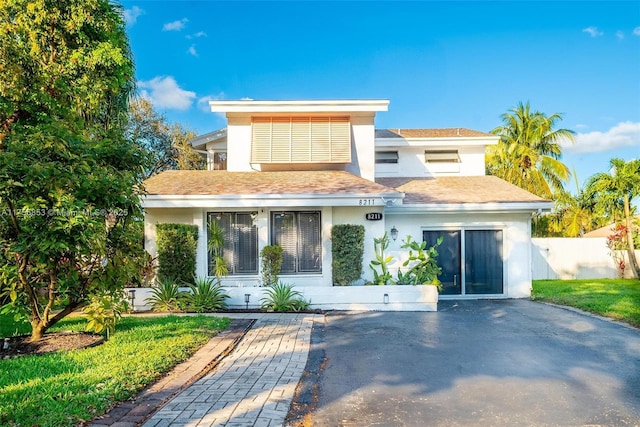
185, 276, 230, 313
145, 278, 186, 312
260, 282, 310, 312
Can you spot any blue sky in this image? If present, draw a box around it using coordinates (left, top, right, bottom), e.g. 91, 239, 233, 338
121, 1, 640, 191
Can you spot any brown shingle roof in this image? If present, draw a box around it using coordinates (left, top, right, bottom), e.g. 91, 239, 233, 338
144, 170, 401, 196
375, 128, 493, 138
376, 176, 550, 204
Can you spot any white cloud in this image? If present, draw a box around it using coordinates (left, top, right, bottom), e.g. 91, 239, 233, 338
186, 31, 207, 39
564, 121, 640, 154
616, 30, 624, 40
582, 26, 604, 37
197, 93, 225, 113
575, 123, 589, 130
123, 6, 144, 26
138, 76, 196, 111
163, 18, 188, 32
187, 45, 198, 57
633, 27, 640, 36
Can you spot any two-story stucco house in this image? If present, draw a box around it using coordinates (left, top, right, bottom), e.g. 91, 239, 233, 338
142, 100, 552, 309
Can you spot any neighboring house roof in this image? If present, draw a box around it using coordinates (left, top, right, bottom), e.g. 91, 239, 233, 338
376, 176, 551, 208
144, 170, 402, 197
583, 217, 640, 238
190, 128, 227, 151
375, 128, 493, 138
583, 224, 616, 238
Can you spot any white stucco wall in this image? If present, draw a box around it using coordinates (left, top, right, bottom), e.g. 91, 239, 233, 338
225, 115, 252, 172
383, 211, 533, 298
344, 114, 377, 181
144, 206, 534, 298
375, 145, 486, 178
222, 113, 377, 179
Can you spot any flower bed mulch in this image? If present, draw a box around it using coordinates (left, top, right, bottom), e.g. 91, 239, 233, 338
1, 332, 104, 359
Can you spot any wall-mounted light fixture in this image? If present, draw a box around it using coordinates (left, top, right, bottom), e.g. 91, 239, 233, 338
390, 226, 398, 241
244, 293, 251, 310
383, 293, 389, 304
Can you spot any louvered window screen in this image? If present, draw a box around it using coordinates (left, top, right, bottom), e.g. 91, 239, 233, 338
424, 150, 461, 163
207, 212, 258, 275
251, 117, 351, 163
271, 211, 322, 274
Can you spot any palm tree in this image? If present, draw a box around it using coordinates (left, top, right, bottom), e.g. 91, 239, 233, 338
551, 189, 594, 237
586, 158, 640, 277
549, 169, 597, 237
487, 102, 576, 198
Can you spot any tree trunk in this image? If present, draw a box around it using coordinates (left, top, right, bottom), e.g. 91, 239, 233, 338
624, 194, 640, 278
30, 319, 47, 342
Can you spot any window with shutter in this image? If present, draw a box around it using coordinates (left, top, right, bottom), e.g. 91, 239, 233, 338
271, 211, 322, 274
207, 212, 258, 275
251, 117, 351, 163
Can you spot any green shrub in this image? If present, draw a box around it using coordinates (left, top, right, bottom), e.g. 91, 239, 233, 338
145, 278, 187, 312
260, 245, 283, 287
260, 282, 310, 312
332, 224, 365, 285
398, 235, 443, 289
184, 276, 230, 313
156, 223, 199, 284
82, 291, 128, 340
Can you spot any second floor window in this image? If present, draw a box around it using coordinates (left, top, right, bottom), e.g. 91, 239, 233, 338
424, 150, 460, 163
251, 117, 351, 164
375, 151, 399, 164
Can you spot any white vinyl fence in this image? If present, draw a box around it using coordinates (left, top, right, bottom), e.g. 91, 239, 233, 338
531, 237, 639, 280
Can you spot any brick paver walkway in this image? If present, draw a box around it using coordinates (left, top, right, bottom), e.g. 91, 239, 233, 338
142, 313, 320, 427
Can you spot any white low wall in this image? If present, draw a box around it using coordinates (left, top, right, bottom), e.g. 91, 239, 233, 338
125, 285, 438, 312
532, 237, 639, 280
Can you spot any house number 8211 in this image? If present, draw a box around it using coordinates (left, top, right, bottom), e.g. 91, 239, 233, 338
358, 199, 375, 206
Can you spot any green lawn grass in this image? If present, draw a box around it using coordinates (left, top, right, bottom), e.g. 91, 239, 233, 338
532, 279, 640, 328
0, 314, 229, 426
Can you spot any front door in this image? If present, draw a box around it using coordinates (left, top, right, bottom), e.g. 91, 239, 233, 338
423, 230, 461, 295
423, 229, 504, 296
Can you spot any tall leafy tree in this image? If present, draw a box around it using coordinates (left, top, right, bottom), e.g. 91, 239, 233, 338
487, 102, 575, 198
586, 158, 640, 278
126, 97, 204, 178
0, 0, 148, 340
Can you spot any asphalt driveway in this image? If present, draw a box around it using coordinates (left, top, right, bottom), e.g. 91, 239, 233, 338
290, 300, 640, 426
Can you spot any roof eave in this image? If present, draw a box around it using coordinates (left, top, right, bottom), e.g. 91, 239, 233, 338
142, 191, 404, 208
375, 136, 498, 146
209, 99, 390, 113
385, 201, 554, 214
